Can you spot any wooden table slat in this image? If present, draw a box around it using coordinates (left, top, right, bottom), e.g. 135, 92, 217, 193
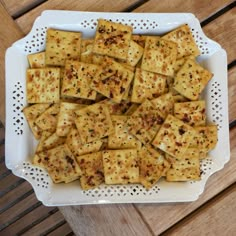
165, 183, 236, 236
60, 204, 153, 236
0, 0, 45, 18
135, 125, 236, 235
228, 67, 236, 123
0, 204, 57, 236
134, 0, 234, 22
0, 3, 24, 125
47, 222, 75, 236
15, 0, 143, 34
22, 211, 68, 236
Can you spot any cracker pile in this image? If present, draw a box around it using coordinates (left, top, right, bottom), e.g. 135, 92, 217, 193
23, 19, 217, 190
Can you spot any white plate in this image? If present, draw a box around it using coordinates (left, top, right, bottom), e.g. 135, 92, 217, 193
5, 11, 230, 206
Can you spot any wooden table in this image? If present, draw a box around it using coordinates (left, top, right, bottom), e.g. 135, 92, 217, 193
0, 1, 235, 235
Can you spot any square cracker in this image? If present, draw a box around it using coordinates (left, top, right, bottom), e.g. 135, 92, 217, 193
56, 102, 86, 137
141, 36, 177, 76
151, 92, 175, 119
173, 59, 213, 100
131, 68, 167, 103
126, 40, 144, 67
102, 149, 139, 184
90, 57, 134, 103
174, 100, 206, 126
61, 60, 99, 100
80, 39, 94, 63
93, 19, 132, 60
132, 35, 146, 48
45, 28, 81, 66
66, 126, 103, 157
26, 68, 60, 103
35, 103, 60, 132
127, 99, 164, 145
108, 115, 142, 149
139, 145, 170, 189
27, 51, 45, 68
75, 103, 114, 143
152, 114, 195, 158
42, 144, 82, 183
166, 148, 201, 181
162, 24, 200, 59
76, 152, 104, 190
99, 99, 131, 115
23, 104, 50, 139
190, 125, 218, 151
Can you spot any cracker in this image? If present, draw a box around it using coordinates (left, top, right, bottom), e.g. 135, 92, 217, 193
162, 24, 200, 58
90, 57, 134, 103
166, 148, 201, 181
108, 115, 142, 149
141, 36, 177, 76
56, 102, 86, 136
35, 104, 60, 132
26, 68, 60, 103
139, 145, 170, 189
27, 51, 45, 68
99, 99, 132, 115
132, 35, 146, 48
127, 100, 164, 145
76, 152, 104, 190
42, 144, 81, 183
23, 104, 50, 139
45, 29, 81, 66
93, 19, 132, 60
131, 68, 167, 103
66, 126, 103, 157
40, 132, 66, 151
174, 100, 206, 126
102, 149, 139, 184
61, 60, 99, 100
35, 131, 52, 154
190, 125, 218, 151
152, 114, 195, 158
75, 103, 114, 143
173, 59, 213, 100
126, 40, 144, 67
151, 93, 175, 118
80, 39, 94, 63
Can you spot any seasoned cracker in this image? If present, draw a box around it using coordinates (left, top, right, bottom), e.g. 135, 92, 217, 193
76, 152, 104, 190
42, 144, 81, 183
173, 59, 213, 100
66, 126, 103, 157
151, 93, 175, 118
80, 39, 94, 63
162, 24, 200, 58
152, 115, 195, 158
166, 148, 201, 181
174, 100, 206, 126
126, 40, 144, 67
102, 149, 139, 184
93, 19, 132, 60
75, 103, 114, 143
26, 68, 60, 103
141, 36, 177, 76
56, 102, 86, 137
23, 104, 50, 139
35, 104, 60, 132
27, 51, 45, 68
190, 125, 218, 151
108, 115, 142, 149
61, 60, 99, 100
45, 29, 81, 66
131, 68, 167, 103
132, 34, 146, 48
127, 100, 164, 145
139, 145, 170, 189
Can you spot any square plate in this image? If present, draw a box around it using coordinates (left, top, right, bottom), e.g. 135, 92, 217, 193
5, 11, 230, 206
